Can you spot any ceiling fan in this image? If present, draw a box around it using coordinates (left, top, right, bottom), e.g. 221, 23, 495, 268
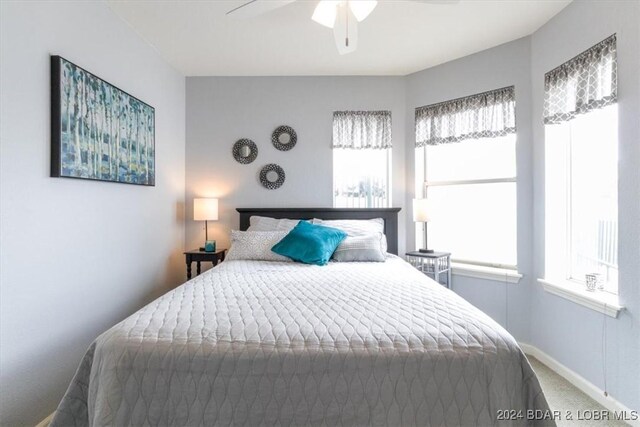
226, 0, 459, 55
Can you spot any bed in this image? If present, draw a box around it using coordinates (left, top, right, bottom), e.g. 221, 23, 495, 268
51, 208, 551, 426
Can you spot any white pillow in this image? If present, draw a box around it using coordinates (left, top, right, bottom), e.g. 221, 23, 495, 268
226, 230, 292, 262
315, 218, 387, 253
331, 233, 386, 262
247, 216, 302, 232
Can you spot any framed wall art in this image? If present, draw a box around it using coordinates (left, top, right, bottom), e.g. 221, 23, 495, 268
50, 55, 155, 185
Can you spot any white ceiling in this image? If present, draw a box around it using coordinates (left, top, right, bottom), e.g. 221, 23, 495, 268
107, 0, 571, 76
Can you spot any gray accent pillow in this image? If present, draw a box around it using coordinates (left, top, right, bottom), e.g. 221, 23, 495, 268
331, 233, 386, 262
316, 218, 388, 254
226, 230, 292, 262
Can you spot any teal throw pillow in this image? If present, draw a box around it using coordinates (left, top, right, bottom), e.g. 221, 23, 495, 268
271, 221, 347, 266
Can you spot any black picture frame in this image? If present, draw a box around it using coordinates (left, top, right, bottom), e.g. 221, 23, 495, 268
51, 55, 156, 186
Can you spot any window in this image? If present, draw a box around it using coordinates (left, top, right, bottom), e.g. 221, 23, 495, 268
415, 135, 517, 267
543, 34, 618, 294
333, 148, 390, 207
545, 106, 618, 292
414, 86, 517, 268
332, 111, 391, 208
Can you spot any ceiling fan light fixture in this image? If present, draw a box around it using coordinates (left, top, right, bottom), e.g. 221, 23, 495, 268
349, 0, 377, 22
312, 0, 340, 28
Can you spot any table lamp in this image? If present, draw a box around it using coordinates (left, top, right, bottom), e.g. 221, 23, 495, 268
194, 198, 218, 251
413, 198, 433, 253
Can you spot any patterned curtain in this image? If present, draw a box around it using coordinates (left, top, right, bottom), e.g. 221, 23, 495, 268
415, 86, 516, 147
544, 34, 617, 125
332, 111, 392, 149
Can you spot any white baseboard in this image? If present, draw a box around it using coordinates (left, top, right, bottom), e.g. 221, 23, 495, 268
519, 343, 638, 427
35, 412, 54, 427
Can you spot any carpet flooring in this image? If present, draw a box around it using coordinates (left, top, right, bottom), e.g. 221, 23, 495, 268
529, 357, 630, 426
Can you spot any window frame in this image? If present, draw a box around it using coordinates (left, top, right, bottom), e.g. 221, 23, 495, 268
545, 105, 619, 295
417, 135, 518, 270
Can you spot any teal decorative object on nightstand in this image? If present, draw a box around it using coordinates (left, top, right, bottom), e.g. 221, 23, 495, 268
205, 240, 216, 252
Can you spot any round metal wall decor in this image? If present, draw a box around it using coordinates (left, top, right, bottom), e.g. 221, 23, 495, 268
259, 164, 285, 190
232, 139, 258, 164
271, 125, 297, 151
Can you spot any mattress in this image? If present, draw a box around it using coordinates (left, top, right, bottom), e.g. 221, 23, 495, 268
51, 256, 551, 426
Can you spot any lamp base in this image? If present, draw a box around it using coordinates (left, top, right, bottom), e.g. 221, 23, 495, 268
418, 248, 435, 254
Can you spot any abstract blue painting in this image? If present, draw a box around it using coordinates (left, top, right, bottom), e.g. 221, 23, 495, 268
51, 56, 155, 185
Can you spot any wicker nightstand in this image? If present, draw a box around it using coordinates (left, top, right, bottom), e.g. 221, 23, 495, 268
406, 251, 452, 289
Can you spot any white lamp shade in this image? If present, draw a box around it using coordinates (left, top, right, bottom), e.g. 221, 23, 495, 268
194, 198, 219, 221
412, 198, 431, 222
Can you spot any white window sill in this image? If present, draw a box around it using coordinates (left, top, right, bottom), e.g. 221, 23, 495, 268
537, 278, 623, 318
452, 263, 522, 284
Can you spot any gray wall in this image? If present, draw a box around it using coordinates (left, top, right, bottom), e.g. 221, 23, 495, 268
185, 76, 407, 259
530, 0, 640, 411
404, 37, 534, 342
0, 2, 186, 425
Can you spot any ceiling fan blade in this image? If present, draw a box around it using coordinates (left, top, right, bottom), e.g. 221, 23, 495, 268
226, 0, 296, 19
312, 0, 339, 28
349, 0, 377, 22
333, 5, 357, 55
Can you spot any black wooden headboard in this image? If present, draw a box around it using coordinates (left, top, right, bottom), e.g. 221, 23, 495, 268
237, 208, 402, 255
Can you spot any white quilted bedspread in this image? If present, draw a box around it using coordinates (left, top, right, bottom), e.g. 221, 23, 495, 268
52, 256, 551, 426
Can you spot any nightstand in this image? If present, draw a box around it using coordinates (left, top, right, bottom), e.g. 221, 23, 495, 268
406, 251, 452, 289
184, 249, 226, 280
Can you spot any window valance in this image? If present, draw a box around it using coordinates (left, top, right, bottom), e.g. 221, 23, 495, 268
544, 34, 617, 125
332, 111, 392, 149
415, 86, 516, 147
